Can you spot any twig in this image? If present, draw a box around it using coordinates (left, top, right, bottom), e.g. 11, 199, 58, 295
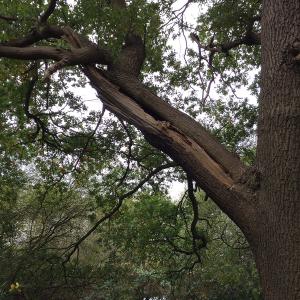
116, 119, 133, 188
71, 106, 106, 172
62, 162, 177, 263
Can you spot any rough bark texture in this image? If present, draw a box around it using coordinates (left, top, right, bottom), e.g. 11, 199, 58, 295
255, 0, 300, 299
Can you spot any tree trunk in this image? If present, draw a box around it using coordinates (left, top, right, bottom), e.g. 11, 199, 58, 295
255, 0, 300, 299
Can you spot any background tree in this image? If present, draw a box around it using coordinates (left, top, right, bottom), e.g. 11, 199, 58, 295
0, 177, 261, 299
0, 0, 299, 299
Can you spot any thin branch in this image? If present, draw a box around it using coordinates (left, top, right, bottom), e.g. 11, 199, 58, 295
190, 14, 261, 57
219, 224, 250, 250
116, 120, 133, 188
23, 66, 61, 148
165, 237, 193, 255
63, 162, 177, 263
160, 0, 194, 30
71, 107, 106, 172
0, 14, 18, 22
24, 67, 41, 139
119, 162, 177, 199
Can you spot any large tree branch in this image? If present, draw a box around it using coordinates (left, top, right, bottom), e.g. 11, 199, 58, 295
0, 14, 18, 22
83, 66, 257, 241
0, 25, 111, 79
102, 70, 246, 180
0, 24, 258, 241
49, 24, 256, 235
0, 45, 67, 60
0, 43, 112, 72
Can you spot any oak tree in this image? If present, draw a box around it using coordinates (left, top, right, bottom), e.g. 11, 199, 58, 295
0, 0, 299, 299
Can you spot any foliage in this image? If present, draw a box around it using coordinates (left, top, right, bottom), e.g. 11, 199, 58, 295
88, 192, 261, 300
0, 180, 261, 299
0, 0, 262, 298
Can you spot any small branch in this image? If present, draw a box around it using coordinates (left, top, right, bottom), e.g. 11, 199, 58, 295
24, 66, 40, 138
219, 224, 250, 250
39, 0, 58, 23
71, 107, 106, 172
44, 56, 70, 81
190, 31, 260, 56
160, 0, 194, 30
1, 25, 64, 47
23, 71, 62, 148
190, 15, 260, 59
63, 198, 123, 264
165, 237, 193, 255
120, 162, 177, 199
0, 14, 18, 22
187, 176, 207, 262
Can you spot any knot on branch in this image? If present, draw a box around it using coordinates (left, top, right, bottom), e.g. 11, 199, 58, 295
289, 40, 300, 63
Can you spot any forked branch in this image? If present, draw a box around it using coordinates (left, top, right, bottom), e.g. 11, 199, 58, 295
190, 15, 260, 60
0, 10, 257, 241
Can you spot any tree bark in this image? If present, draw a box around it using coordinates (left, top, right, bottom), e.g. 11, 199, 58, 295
254, 0, 300, 299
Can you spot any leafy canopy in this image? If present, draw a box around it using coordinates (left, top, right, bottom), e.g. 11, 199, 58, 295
0, 0, 261, 299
